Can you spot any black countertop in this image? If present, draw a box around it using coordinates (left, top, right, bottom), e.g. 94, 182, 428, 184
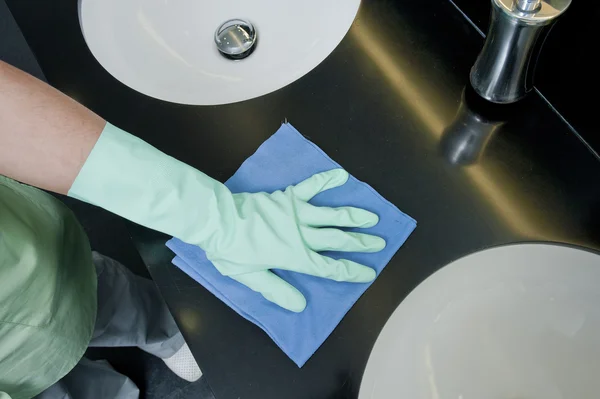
7, 0, 600, 398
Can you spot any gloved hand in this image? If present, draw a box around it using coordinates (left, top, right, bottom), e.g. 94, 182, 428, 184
207, 168, 385, 311
69, 123, 386, 311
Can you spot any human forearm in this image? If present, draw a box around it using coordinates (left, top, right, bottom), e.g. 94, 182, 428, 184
0, 59, 228, 242
0, 60, 104, 194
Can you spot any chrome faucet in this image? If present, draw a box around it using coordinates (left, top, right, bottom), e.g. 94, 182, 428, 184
470, 0, 572, 103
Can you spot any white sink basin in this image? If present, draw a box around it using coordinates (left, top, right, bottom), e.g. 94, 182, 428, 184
360, 244, 600, 399
79, 0, 360, 105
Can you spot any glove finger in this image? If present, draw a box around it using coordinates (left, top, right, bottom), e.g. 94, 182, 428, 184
293, 251, 376, 283
301, 226, 386, 253
290, 169, 349, 202
230, 270, 307, 313
297, 202, 379, 228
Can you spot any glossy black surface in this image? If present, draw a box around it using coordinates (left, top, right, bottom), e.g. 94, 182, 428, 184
0, 0, 44, 80
7, 0, 600, 398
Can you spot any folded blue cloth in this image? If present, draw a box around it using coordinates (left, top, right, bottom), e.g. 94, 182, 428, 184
166, 123, 416, 367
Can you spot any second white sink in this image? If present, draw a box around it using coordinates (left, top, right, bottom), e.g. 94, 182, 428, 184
360, 244, 600, 399
79, 0, 360, 105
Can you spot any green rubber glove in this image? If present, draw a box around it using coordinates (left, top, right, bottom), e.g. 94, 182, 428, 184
69, 123, 386, 312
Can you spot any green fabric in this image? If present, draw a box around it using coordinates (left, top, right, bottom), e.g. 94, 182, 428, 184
0, 176, 96, 399
69, 123, 385, 312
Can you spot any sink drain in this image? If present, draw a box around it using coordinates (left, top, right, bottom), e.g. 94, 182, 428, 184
214, 19, 257, 60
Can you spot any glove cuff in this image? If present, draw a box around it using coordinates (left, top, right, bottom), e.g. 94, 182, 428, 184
68, 122, 234, 245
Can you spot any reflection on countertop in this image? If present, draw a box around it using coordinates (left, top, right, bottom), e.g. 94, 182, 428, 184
439, 88, 506, 166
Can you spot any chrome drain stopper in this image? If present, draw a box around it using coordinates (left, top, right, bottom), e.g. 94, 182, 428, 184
215, 19, 257, 60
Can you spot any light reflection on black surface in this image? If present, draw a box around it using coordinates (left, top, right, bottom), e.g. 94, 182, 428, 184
440, 87, 511, 166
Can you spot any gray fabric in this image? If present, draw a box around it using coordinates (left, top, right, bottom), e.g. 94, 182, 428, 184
36, 252, 185, 399
35, 359, 139, 399
89, 252, 184, 358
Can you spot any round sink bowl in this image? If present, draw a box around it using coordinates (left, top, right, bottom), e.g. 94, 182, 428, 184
360, 244, 600, 399
79, 0, 360, 105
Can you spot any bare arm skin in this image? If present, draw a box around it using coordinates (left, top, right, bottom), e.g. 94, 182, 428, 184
0, 60, 105, 194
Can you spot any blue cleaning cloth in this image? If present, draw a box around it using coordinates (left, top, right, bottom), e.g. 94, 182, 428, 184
166, 123, 416, 367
